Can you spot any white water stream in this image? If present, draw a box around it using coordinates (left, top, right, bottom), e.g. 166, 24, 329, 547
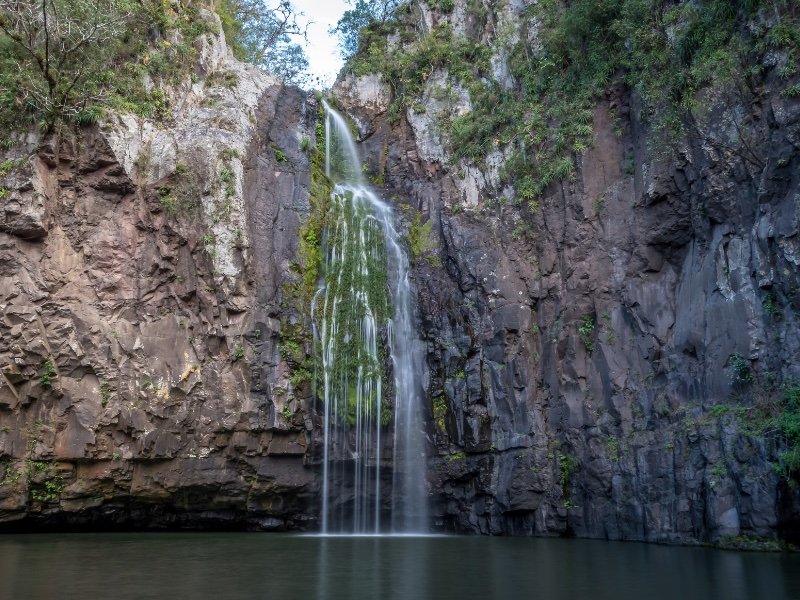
314, 101, 428, 533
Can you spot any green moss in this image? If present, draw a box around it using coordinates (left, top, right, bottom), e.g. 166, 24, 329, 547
716, 534, 796, 553
446, 450, 466, 462
279, 106, 331, 389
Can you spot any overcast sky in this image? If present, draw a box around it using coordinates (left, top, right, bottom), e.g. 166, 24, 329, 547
292, 0, 349, 88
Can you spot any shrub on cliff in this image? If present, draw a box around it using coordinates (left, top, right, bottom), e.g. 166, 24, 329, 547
341, 0, 800, 205
0, 0, 308, 141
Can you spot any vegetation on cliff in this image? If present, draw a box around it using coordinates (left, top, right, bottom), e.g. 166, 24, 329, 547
342, 0, 800, 205
0, 0, 307, 142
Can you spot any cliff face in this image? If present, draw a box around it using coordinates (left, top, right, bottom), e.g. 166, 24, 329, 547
333, 1, 800, 544
3, 0, 800, 547
0, 25, 319, 530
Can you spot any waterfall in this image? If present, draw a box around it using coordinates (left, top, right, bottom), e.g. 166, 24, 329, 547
314, 101, 428, 534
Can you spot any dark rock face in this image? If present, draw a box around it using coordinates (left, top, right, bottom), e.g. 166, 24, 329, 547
334, 59, 800, 545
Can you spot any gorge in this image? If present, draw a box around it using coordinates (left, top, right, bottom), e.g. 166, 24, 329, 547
1, 0, 800, 556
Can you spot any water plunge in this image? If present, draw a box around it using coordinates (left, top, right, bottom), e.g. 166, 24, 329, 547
314, 101, 428, 533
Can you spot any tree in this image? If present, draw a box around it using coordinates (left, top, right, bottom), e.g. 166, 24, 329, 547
331, 0, 404, 58
216, 0, 309, 83
0, 0, 130, 131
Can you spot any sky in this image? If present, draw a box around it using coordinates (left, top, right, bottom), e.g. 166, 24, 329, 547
291, 0, 349, 88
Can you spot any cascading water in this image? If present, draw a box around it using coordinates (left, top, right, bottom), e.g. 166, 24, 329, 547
314, 101, 428, 534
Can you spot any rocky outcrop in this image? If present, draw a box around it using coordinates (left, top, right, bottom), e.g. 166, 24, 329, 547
334, 1, 800, 546
0, 24, 319, 530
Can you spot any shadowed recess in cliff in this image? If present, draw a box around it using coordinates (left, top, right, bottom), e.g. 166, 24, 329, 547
313, 101, 428, 533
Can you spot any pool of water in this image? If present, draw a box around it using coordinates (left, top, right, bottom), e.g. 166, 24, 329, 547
0, 533, 797, 599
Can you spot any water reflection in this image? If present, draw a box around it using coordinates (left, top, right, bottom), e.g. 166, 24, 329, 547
0, 533, 797, 600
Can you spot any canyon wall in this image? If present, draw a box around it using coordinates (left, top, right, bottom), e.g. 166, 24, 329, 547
0, 23, 319, 530
334, 0, 800, 545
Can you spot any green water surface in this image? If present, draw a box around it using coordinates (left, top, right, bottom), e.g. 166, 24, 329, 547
0, 533, 797, 600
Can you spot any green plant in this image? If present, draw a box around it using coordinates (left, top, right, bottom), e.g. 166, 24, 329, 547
407, 212, 437, 263
232, 340, 245, 360
206, 69, 239, 88
39, 358, 55, 388
300, 136, 311, 152
606, 436, 620, 461
343, 0, 799, 208
711, 462, 728, 480
446, 450, 466, 462
26, 459, 65, 503
215, 0, 308, 83
559, 452, 578, 504
727, 353, 752, 384
763, 292, 780, 317
0, 463, 22, 488
593, 196, 605, 215
774, 384, 800, 479
281, 402, 294, 420
220, 149, 241, 161
159, 192, 178, 216
432, 395, 448, 434
578, 315, 595, 353
274, 148, 288, 162
99, 380, 111, 407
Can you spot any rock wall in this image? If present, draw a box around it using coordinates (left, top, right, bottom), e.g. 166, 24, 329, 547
2, 0, 800, 547
334, 0, 800, 545
0, 24, 320, 530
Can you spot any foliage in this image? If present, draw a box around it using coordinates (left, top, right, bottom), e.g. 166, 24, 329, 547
606, 436, 620, 461
0, 0, 133, 132
445, 450, 466, 461
281, 401, 293, 420
332, 0, 404, 58
232, 339, 245, 360
728, 353, 752, 384
215, 0, 308, 83
774, 384, 800, 479
345, 0, 800, 203
0, 0, 211, 132
27, 460, 64, 502
578, 314, 595, 354
407, 211, 437, 264
100, 379, 111, 407
279, 106, 331, 390
559, 452, 578, 507
0, 0, 310, 137
349, 19, 491, 125
708, 380, 800, 482
39, 358, 55, 388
